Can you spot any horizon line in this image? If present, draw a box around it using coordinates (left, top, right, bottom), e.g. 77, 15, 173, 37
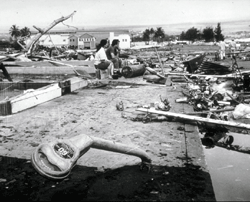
1, 19, 250, 34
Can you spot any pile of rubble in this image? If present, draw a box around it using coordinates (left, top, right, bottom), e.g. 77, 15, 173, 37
106, 46, 250, 155
1, 11, 250, 158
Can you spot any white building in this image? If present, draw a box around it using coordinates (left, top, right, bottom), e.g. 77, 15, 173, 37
29, 29, 131, 49
109, 32, 130, 49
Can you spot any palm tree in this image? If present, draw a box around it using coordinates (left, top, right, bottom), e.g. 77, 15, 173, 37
9, 25, 20, 39
20, 27, 31, 37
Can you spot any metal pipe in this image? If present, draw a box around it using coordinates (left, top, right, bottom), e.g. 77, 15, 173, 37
31, 134, 151, 180
91, 136, 151, 163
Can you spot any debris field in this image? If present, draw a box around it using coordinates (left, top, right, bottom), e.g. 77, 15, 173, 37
1, 41, 250, 201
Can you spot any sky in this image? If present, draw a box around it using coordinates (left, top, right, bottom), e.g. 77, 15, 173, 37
1, 0, 250, 33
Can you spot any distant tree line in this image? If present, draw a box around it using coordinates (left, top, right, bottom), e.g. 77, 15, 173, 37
2, 22, 226, 51
179, 23, 224, 42
131, 27, 178, 43
132, 22, 224, 43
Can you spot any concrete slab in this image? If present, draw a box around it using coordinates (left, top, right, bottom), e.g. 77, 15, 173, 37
10, 83, 62, 114
0, 77, 89, 115
0, 77, 215, 200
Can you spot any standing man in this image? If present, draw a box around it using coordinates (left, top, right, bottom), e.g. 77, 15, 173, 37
106, 39, 122, 72
230, 39, 237, 57
219, 39, 226, 60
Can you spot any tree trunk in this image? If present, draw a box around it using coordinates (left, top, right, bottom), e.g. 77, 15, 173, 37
23, 11, 76, 56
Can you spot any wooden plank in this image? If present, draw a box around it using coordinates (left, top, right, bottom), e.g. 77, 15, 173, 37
136, 108, 250, 130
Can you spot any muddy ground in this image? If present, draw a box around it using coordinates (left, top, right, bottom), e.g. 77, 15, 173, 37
0, 75, 216, 201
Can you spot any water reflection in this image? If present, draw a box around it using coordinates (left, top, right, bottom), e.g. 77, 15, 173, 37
204, 132, 250, 201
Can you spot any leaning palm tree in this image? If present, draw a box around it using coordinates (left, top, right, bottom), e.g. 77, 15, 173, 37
9, 25, 21, 40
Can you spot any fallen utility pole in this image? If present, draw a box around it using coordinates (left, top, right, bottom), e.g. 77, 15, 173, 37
136, 108, 250, 131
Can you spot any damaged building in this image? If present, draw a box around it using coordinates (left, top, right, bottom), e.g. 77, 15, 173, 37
35, 29, 131, 49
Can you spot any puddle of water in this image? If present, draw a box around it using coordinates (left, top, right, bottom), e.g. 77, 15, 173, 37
204, 132, 250, 201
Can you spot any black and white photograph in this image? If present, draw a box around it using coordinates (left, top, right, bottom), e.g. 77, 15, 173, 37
1, 0, 250, 201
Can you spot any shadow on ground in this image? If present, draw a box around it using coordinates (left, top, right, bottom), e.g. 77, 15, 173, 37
0, 156, 215, 201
